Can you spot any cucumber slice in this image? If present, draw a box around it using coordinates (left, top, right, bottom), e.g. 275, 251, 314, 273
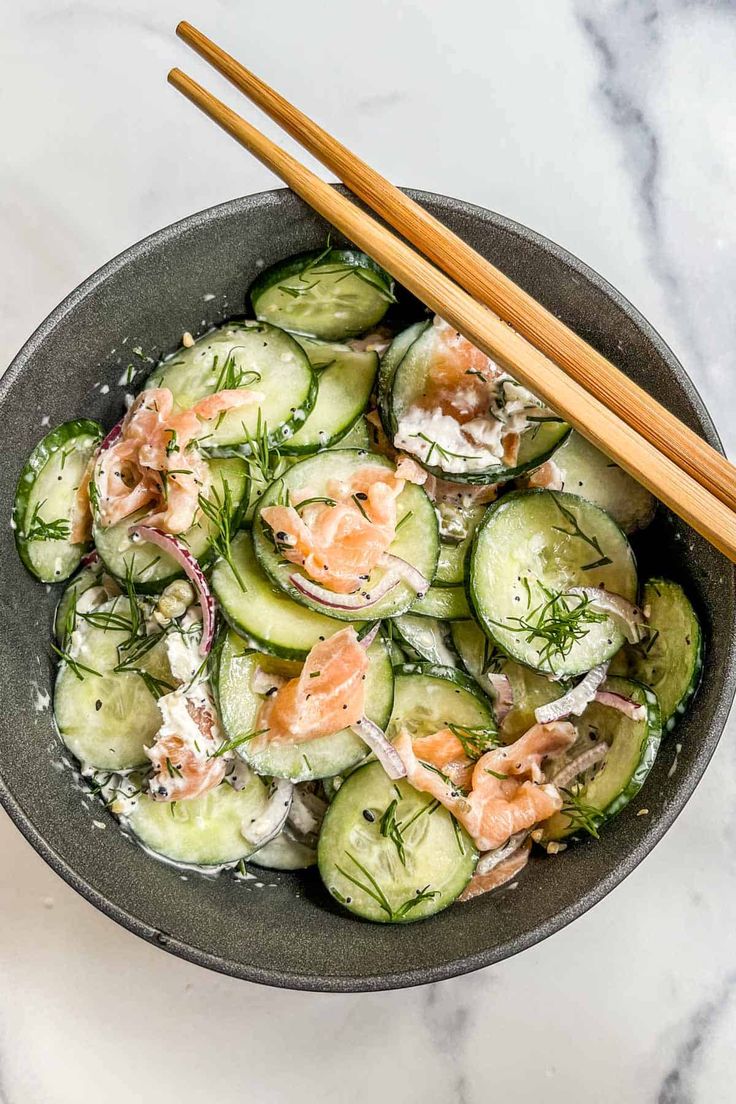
613, 579, 703, 731
250, 827, 317, 870
253, 449, 439, 621
14, 420, 102, 583
282, 340, 378, 455
94, 457, 248, 592
470, 490, 638, 676
250, 249, 394, 341
388, 663, 495, 739
450, 619, 562, 740
53, 597, 172, 770
393, 615, 457, 667
549, 431, 656, 534
435, 503, 486, 585
543, 675, 662, 839
334, 417, 371, 450
211, 531, 365, 660
386, 323, 570, 484
410, 585, 471, 621
317, 761, 477, 923
377, 321, 429, 431
146, 321, 317, 449
125, 774, 271, 867
217, 631, 394, 782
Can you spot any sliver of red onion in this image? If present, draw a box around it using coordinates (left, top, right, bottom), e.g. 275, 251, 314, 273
128, 524, 215, 656
535, 663, 608, 724
568, 587, 647, 643
350, 717, 406, 780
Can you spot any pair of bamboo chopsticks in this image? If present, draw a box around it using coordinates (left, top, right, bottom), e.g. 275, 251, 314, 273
169, 21, 736, 563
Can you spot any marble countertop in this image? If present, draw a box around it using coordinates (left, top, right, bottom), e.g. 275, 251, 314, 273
2, 1, 736, 1101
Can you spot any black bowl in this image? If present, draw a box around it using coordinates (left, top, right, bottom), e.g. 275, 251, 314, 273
1, 188, 734, 992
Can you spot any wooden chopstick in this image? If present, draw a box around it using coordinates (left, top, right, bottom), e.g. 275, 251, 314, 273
175, 19, 736, 519
167, 66, 736, 563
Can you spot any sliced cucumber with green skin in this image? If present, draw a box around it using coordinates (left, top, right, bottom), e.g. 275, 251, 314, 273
393, 615, 457, 667
318, 761, 477, 923
125, 775, 271, 867
14, 420, 102, 583
146, 321, 317, 449
470, 490, 638, 677
435, 503, 487, 585
94, 458, 248, 592
388, 663, 495, 740
250, 249, 394, 341
217, 631, 394, 782
450, 618, 563, 741
546, 431, 656, 534
377, 320, 429, 432
386, 323, 570, 484
212, 531, 365, 660
334, 417, 371, 450
611, 579, 703, 731
282, 340, 378, 455
253, 449, 439, 622
410, 585, 471, 621
543, 676, 662, 840
250, 827, 317, 870
54, 562, 105, 643
54, 598, 171, 770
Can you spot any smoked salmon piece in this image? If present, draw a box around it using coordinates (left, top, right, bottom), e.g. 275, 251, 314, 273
147, 697, 226, 802
260, 460, 422, 594
94, 386, 261, 534
394, 721, 577, 852
256, 627, 368, 746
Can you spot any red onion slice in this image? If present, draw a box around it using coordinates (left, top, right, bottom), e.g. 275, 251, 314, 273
357, 622, 380, 650
593, 690, 646, 720
290, 571, 400, 611
476, 831, 528, 876
380, 554, 429, 598
486, 672, 514, 723
99, 420, 123, 452
129, 524, 215, 656
568, 587, 647, 643
80, 549, 100, 569
551, 742, 610, 789
535, 663, 608, 724
350, 717, 406, 780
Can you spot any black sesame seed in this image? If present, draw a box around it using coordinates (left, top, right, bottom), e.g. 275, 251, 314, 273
362, 809, 375, 822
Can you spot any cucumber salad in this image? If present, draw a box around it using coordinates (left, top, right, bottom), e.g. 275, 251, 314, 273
14, 243, 703, 922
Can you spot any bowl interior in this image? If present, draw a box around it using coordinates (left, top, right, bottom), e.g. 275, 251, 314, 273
1, 188, 734, 991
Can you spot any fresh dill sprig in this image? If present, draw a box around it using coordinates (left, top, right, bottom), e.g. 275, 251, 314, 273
549, 492, 612, 571
379, 799, 406, 866
211, 728, 268, 758
24, 500, 70, 542
491, 582, 606, 672
447, 723, 500, 760
212, 349, 262, 393
50, 642, 101, 681
336, 851, 394, 920
395, 510, 413, 532
134, 670, 175, 700
197, 480, 246, 591
559, 786, 603, 839
410, 431, 482, 464
392, 885, 439, 919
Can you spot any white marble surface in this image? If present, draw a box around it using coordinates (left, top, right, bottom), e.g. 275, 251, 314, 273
1, 1, 736, 1101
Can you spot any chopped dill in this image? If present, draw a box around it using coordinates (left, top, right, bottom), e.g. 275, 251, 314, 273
24, 500, 70, 542
549, 492, 612, 571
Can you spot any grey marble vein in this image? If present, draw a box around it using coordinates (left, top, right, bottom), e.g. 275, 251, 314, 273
657, 973, 736, 1103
